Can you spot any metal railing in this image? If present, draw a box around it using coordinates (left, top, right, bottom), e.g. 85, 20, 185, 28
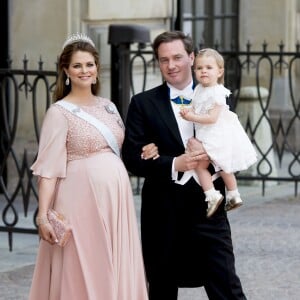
1, 42, 300, 250
0, 56, 57, 250
125, 41, 300, 195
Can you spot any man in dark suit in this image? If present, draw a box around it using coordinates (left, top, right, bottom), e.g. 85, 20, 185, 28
122, 30, 247, 300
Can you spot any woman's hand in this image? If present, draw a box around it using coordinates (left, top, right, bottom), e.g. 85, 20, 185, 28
36, 214, 58, 245
36, 177, 59, 245
141, 143, 159, 160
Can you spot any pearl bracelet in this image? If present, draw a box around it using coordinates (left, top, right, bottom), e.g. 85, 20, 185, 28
36, 216, 49, 226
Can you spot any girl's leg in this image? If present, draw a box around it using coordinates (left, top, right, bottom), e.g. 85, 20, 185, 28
220, 171, 237, 191
220, 171, 243, 211
195, 160, 214, 191
196, 161, 223, 218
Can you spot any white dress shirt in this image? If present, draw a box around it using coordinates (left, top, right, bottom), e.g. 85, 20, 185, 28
167, 82, 220, 186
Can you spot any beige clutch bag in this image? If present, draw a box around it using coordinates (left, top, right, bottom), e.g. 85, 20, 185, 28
47, 209, 72, 247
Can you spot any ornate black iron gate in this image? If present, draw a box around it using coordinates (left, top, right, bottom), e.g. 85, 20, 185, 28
0, 56, 57, 250
1, 42, 300, 251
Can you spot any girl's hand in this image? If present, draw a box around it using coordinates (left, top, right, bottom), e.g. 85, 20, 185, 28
180, 107, 193, 121
141, 143, 160, 160
180, 107, 189, 117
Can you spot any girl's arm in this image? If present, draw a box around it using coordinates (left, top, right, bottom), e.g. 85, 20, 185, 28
180, 104, 222, 125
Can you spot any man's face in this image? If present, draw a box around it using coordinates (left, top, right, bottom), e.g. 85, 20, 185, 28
157, 40, 194, 90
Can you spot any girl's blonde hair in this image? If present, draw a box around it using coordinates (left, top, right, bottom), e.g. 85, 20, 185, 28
196, 48, 225, 84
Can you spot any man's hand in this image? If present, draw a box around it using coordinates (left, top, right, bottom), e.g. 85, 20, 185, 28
186, 137, 207, 155
175, 137, 210, 172
174, 150, 207, 172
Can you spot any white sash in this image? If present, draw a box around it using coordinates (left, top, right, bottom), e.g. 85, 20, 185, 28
56, 100, 120, 157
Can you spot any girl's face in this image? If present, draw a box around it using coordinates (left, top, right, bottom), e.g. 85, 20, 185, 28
194, 55, 223, 87
64, 51, 97, 90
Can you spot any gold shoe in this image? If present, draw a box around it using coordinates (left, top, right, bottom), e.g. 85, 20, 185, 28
225, 196, 243, 211
206, 192, 224, 218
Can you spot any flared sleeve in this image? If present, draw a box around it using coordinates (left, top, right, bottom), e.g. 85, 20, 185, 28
31, 105, 68, 178
193, 84, 231, 112
213, 84, 231, 105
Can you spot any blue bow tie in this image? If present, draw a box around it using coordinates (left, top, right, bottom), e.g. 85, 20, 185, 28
170, 96, 192, 105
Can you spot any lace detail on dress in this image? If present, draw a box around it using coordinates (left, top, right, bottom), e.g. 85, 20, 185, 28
192, 84, 231, 113
55, 97, 124, 161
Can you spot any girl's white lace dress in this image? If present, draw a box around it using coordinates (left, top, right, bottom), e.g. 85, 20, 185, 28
193, 84, 257, 173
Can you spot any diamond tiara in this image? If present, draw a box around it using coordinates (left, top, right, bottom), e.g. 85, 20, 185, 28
62, 33, 95, 49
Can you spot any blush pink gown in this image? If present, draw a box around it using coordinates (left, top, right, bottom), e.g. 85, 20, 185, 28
29, 97, 148, 300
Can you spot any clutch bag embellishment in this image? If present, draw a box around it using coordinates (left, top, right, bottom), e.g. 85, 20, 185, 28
47, 209, 72, 247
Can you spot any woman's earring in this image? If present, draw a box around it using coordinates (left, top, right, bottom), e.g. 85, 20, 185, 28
65, 76, 70, 86
92, 78, 97, 85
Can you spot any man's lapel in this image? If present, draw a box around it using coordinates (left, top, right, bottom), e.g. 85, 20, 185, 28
150, 83, 184, 146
